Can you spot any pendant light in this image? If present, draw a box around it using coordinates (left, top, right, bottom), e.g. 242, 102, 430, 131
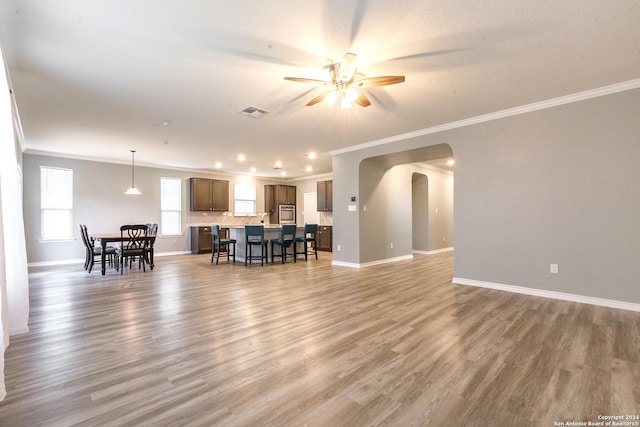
124, 150, 141, 195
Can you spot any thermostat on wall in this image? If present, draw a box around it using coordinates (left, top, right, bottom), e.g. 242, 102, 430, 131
351, 196, 356, 202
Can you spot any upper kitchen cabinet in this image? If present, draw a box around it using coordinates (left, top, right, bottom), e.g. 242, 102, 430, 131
264, 185, 276, 213
277, 185, 296, 205
317, 180, 332, 211
190, 178, 229, 211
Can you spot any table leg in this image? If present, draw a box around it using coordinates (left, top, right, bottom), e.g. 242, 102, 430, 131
101, 240, 107, 275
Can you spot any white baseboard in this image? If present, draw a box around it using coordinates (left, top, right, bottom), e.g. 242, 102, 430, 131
452, 277, 640, 313
331, 260, 362, 268
28, 250, 192, 267
28, 258, 85, 267
413, 247, 454, 255
155, 251, 192, 257
332, 254, 414, 269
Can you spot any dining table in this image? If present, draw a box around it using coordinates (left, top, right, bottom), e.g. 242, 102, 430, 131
93, 233, 156, 275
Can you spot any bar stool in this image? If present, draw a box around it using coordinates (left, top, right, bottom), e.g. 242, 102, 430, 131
294, 223, 318, 261
245, 225, 267, 266
211, 224, 236, 264
270, 224, 297, 264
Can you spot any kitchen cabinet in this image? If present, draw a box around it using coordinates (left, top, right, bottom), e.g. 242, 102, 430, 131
317, 180, 332, 211
190, 178, 229, 211
190, 226, 212, 254
190, 226, 229, 254
277, 185, 296, 205
264, 185, 276, 213
317, 225, 332, 252
264, 184, 296, 223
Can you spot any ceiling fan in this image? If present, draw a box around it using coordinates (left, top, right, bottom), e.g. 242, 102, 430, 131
284, 53, 405, 109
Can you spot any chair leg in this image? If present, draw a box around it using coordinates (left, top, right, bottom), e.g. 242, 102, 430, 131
231, 242, 236, 263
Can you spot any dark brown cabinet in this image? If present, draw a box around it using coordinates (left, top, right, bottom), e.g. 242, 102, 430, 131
190, 226, 212, 254
317, 180, 333, 211
264, 184, 296, 223
190, 178, 229, 211
277, 185, 296, 205
317, 225, 332, 252
264, 185, 276, 213
190, 226, 229, 254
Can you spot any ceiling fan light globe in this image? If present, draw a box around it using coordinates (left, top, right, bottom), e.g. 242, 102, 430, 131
325, 91, 338, 106
340, 97, 352, 109
345, 87, 359, 102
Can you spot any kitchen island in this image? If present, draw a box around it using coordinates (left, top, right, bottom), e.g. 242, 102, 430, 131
228, 225, 304, 263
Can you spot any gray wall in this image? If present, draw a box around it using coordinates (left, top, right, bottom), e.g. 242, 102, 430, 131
22, 154, 285, 264
357, 161, 454, 263
332, 88, 640, 304
410, 166, 454, 253
412, 173, 429, 252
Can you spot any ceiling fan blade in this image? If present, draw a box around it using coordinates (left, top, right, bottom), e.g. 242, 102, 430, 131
306, 92, 328, 106
354, 93, 371, 107
284, 77, 330, 85
355, 76, 405, 87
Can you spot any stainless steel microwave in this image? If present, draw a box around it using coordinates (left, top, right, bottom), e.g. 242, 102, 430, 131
279, 205, 295, 224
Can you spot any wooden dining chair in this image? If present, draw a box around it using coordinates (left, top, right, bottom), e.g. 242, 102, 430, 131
115, 224, 150, 274
146, 223, 158, 269
79, 224, 115, 273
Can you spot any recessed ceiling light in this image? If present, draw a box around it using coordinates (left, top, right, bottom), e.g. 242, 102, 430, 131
238, 154, 246, 162
161, 120, 170, 126
447, 159, 455, 166
274, 160, 282, 169
308, 152, 317, 159
250, 167, 256, 173
280, 171, 287, 177
306, 166, 312, 172
214, 162, 222, 168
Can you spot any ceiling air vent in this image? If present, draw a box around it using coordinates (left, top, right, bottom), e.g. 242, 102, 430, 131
238, 106, 269, 118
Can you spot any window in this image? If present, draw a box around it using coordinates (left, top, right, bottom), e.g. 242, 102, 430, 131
40, 166, 73, 240
161, 177, 182, 236
234, 183, 256, 216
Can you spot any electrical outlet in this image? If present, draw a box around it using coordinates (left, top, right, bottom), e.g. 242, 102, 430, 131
442, 236, 446, 242
337, 245, 341, 251
390, 243, 394, 249
550, 264, 559, 274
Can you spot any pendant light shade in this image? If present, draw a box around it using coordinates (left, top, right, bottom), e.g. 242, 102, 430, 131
125, 150, 141, 195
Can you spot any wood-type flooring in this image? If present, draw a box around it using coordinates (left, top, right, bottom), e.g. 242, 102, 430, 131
0, 251, 638, 426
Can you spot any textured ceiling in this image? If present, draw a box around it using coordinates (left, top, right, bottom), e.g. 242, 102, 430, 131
1, 1, 639, 178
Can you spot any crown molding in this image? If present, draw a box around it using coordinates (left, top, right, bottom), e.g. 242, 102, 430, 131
330, 78, 640, 156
